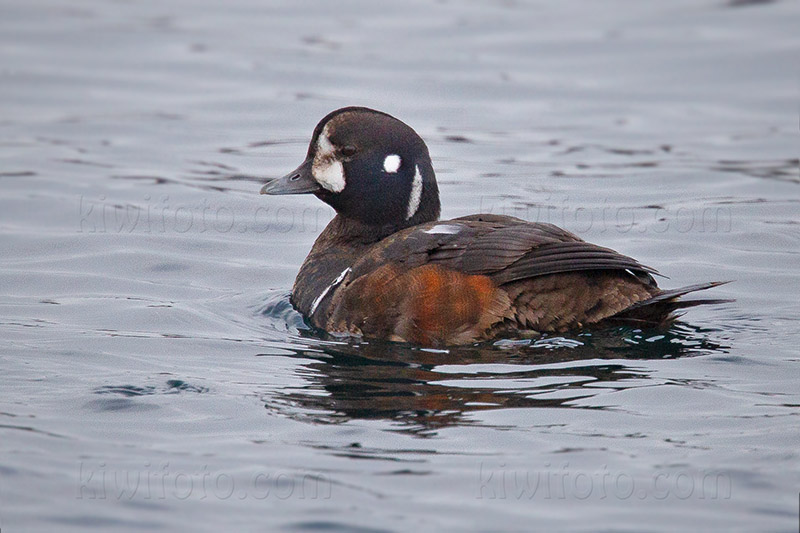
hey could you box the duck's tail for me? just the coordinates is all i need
[609,281,734,326]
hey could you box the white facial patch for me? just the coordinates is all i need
[312,125,346,193]
[406,164,423,220]
[383,154,401,173]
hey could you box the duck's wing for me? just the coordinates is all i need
[348,214,659,286]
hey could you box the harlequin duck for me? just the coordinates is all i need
[259,107,728,345]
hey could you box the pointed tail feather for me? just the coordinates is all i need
[610,281,733,325]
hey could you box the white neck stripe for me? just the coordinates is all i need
[406,164,423,220]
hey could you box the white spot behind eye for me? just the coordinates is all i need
[312,127,346,193]
[383,154,401,173]
[406,164,423,219]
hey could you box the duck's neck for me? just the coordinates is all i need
[326,213,437,245]
[326,187,441,244]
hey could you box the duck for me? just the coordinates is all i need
[258,106,728,346]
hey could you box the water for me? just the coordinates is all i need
[1,0,798,531]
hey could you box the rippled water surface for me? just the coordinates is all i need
[1,1,798,531]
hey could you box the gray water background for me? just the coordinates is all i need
[1,0,798,531]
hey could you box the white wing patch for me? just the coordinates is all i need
[406,164,423,219]
[312,125,346,193]
[423,224,461,235]
[309,267,351,316]
[383,154,401,173]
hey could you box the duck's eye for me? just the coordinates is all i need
[340,145,357,158]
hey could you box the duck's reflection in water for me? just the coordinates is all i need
[257,324,728,436]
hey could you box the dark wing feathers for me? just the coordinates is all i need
[349,215,659,287]
[490,242,660,285]
[437,220,586,274]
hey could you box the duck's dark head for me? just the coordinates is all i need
[260,107,440,229]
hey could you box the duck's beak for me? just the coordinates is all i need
[259,158,320,195]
